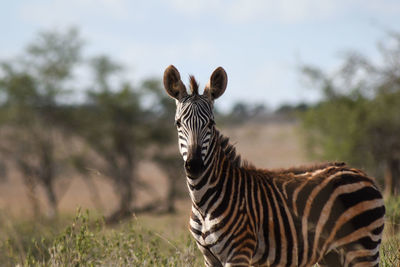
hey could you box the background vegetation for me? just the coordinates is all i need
[0,28,398,265]
[300,32,400,197]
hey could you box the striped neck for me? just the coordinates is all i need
[186,129,242,211]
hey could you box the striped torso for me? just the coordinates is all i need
[187,132,385,267]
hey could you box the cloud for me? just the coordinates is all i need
[115,38,219,80]
[19,0,131,27]
[168,0,400,24]
[10,0,400,110]
[363,0,400,16]
[19,0,400,30]
[168,0,339,23]
[169,0,224,15]
[227,0,341,23]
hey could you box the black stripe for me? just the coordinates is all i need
[207,170,240,237]
[204,162,228,214]
[211,163,234,219]
[257,179,271,264]
[337,186,382,210]
[270,181,294,265]
[196,186,217,208]
[331,173,374,187]
[372,225,384,235]
[245,171,257,233]
[190,226,202,236]
[335,206,385,241]
[296,181,315,217]
[214,214,246,254]
[348,251,379,266]
[191,164,214,190]
[342,236,381,251]
[263,180,282,265]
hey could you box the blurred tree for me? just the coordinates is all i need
[70,56,177,223]
[220,101,269,124]
[153,154,185,213]
[276,102,309,114]
[0,28,82,217]
[0,28,184,220]
[301,32,400,196]
[142,78,185,213]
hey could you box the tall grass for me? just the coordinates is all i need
[0,209,202,266]
[381,225,400,267]
[381,195,400,267]
[0,199,399,266]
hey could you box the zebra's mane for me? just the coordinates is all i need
[216,129,347,175]
[189,75,199,95]
[216,129,250,168]
[216,129,346,175]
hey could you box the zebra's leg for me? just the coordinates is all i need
[340,234,382,267]
[342,249,380,267]
[224,263,249,267]
[224,262,250,267]
[197,243,223,267]
[317,250,343,267]
[320,239,381,267]
[224,250,252,267]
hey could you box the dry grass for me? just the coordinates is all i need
[0,121,307,217]
[1,122,397,266]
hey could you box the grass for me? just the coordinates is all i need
[381,225,400,267]
[381,195,400,267]
[0,208,203,266]
[0,197,399,266]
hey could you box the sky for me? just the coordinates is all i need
[1,0,400,111]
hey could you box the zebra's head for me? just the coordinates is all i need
[163,65,227,178]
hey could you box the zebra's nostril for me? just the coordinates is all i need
[184,161,191,170]
[185,157,204,177]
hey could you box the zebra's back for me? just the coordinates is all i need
[190,163,385,267]
[250,164,385,266]
[163,65,385,266]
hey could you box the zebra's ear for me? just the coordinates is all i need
[163,65,188,100]
[204,67,227,101]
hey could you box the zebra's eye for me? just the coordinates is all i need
[208,119,215,127]
[175,119,181,128]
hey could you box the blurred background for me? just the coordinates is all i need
[1,1,400,265]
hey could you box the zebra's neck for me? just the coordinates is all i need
[186,129,242,213]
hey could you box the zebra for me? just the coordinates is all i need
[163,65,385,267]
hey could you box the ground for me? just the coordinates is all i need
[0,122,398,266]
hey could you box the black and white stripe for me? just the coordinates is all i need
[164,66,385,267]
[175,95,214,163]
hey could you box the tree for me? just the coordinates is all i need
[220,101,269,124]
[142,78,185,213]
[70,56,177,223]
[153,154,185,213]
[0,28,183,220]
[301,32,400,196]
[0,28,82,217]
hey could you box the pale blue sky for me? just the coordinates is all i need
[1,0,400,110]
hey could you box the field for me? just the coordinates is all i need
[0,122,399,266]
[0,122,305,216]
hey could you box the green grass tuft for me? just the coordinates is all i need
[1,203,399,266]
[1,208,203,266]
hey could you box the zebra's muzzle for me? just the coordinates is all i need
[185,146,204,178]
